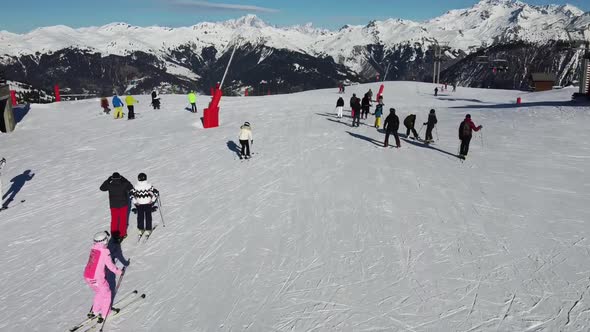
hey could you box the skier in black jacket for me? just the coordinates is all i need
[151,90,160,110]
[403,114,420,140]
[349,94,357,109]
[100,172,133,241]
[383,108,401,148]
[336,97,345,118]
[423,109,437,143]
[361,93,371,119]
[351,95,362,127]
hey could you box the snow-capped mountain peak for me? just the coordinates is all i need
[223,14,267,29]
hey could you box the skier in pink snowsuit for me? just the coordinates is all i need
[83,231,122,322]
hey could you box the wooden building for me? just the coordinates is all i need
[530,73,556,92]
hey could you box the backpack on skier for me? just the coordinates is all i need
[459,120,471,139]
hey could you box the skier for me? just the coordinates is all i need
[239,122,253,159]
[131,173,159,238]
[452,83,457,92]
[361,93,371,119]
[458,114,483,159]
[403,114,420,140]
[83,231,123,323]
[349,94,357,118]
[100,173,133,242]
[151,90,160,110]
[100,97,110,114]
[434,87,439,97]
[0,157,5,208]
[351,95,362,127]
[423,109,437,143]
[112,94,124,119]
[188,91,197,113]
[367,89,373,100]
[335,96,344,118]
[125,95,138,120]
[374,97,384,128]
[383,108,401,148]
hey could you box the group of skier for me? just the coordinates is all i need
[336,88,482,158]
[82,172,160,323]
[100,94,139,119]
[81,84,479,325]
[99,89,198,119]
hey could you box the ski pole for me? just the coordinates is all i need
[158,197,165,227]
[480,130,484,148]
[99,263,128,331]
[418,124,425,137]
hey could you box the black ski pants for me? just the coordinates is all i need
[352,110,361,127]
[240,139,251,157]
[137,204,153,231]
[191,103,197,113]
[460,137,472,156]
[362,106,370,119]
[406,127,419,138]
[425,126,434,141]
[384,131,400,147]
[127,105,135,119]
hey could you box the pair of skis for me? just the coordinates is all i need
[137,225,158,243]
[68,290,146,331]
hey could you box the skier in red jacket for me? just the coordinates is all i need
[458,114,482,159]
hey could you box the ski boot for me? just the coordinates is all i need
[97,314,104,324]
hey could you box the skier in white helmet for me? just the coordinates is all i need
[83,231,123,323]
[238,122,253,159]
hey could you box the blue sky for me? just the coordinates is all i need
[2,0,589,33]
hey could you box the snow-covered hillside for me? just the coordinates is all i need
[0,0,588,62]
[1,82,590,331]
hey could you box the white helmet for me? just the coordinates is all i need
[93,231,110,244]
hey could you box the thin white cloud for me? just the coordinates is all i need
[169,1,279,13]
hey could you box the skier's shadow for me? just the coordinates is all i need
[226,140,242,157]
[401,138,460,158]
[326,118,352,127]
[346,131,383,147]
[2,170,34,208]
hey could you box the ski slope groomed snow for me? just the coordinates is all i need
[1,82,590,332]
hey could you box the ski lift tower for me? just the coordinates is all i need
[431,41,450,84]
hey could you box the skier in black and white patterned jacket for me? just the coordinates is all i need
[130,173,159,237]
[0,157,5,207]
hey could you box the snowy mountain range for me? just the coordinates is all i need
[0,0,589,96]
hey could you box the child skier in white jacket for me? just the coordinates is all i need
[239,122,253,159]
[130,173,159,237]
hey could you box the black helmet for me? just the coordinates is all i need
[138,173,147,181]
[244,122,250,127]
[111,172,121,179]
[466,114,471,119]
[390,108,396,113]
[430,109,435,114]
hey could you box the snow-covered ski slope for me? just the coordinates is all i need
[1,82,590,331]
